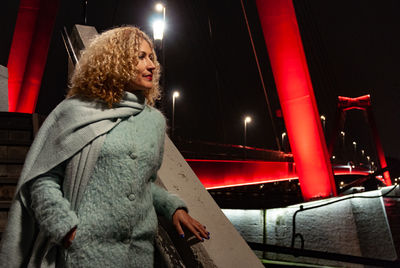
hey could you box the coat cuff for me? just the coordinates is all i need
[151,183,188,221]
[30,176,79,244]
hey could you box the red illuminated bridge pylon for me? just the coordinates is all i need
[328,95,391,186]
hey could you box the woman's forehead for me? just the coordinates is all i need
[139,40,153,52]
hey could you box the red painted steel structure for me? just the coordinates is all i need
[187,159,297,189]
[187,159,371,190]
[328,95,391,185]
[255,0,336,200]
[8,0,59,113]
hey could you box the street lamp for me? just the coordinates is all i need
[340,131,345,146]
[153,3,166,41]
[152,20,165,41]
[155,3,166,21]
[153,3,167,100]
[172,91,179,138]
[352,141,357,163]
[320,115,326,133]
[281,132,287,151]
[244,116,252,159]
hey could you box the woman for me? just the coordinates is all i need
[0,26,208,267]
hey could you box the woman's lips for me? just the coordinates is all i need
[144,75,152,81]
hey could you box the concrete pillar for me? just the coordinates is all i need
[158,137,263,267]
[0,66,8,112]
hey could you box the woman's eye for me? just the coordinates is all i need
[138,53,145,59]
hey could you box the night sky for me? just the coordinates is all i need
[2,0,400,166]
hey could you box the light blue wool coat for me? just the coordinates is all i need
[31,106,185,267]
[0,92,186,267]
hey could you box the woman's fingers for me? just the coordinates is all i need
[186,221,204,241]
[174,222,185,238]
[172,209,210,242]
[190,219,208,240]
[196,222,209,240]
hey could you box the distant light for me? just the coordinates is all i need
[153,20,165,40]
[155,3,164,12]
[367,156,370,160]
[352,141,356,145]
[320,115,326,120]
[332,155,336,159]
[340,131,345,136]
[245,116,252,123]
[340,181,344,186]
[173,91,180,98]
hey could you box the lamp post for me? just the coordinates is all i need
[153,3,166,46]
[281,132,287,152]
[153,3,166,92]
[340,131,345,147]
[244,116,252,159]
[320,115,326,133]
[172,91,179,138]
[353,141,357,163]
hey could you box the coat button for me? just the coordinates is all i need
[128,193,136,201]
[129,152,137,159]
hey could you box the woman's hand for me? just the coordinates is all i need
[172,209,210,242]
[62,226,77,248]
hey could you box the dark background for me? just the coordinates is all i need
[1,0,400,166]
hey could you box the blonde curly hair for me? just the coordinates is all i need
[67,26,161,107]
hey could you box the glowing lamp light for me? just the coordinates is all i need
[153,20,165,40]
[245,116,252,124]
[173,91,180,99]
[155,3,164,12]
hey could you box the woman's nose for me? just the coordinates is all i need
[146,58,155,70]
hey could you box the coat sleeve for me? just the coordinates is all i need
[30,162,79,244]
[151,183,187,221]
[150,108,187,220]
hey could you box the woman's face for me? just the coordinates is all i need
[131,40,156,91]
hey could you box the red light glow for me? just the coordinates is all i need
[255,0,336,200]
[187,159,373,190]
[8,0,59,113]
[186,159,297,189]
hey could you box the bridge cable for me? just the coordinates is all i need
[239,0,281,151]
